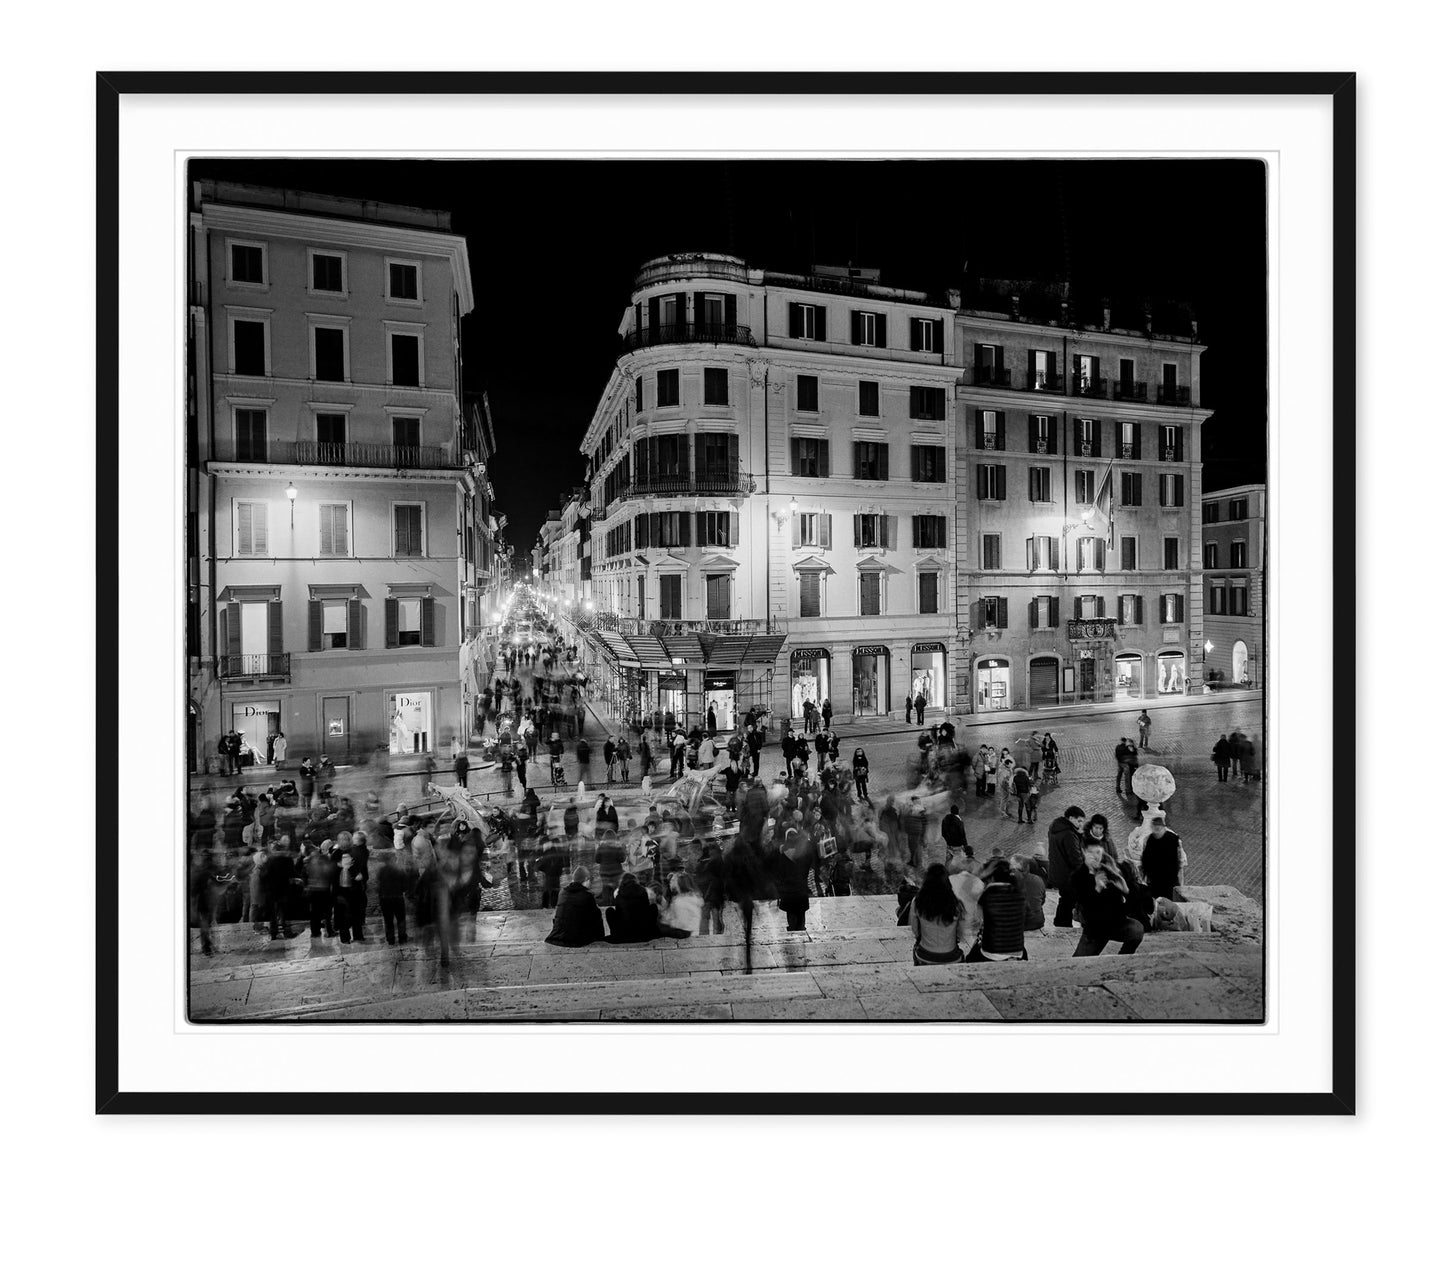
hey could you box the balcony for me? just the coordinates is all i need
[1119,442,1136,459]
[1027,373,1065,395]
[1112,380,1148,402]
[1072,375,1109,399]
[972,365,1012,388]
[632,253,750,290]
[1066,618,1117,641]
[621,321,756,352]
[210,439,458,469]
[218,653,291,681]
[1156,385,1193,406]
[591,617,766,638]
[622,465,749,498]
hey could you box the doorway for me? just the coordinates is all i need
[976,659,1011,712]
[1232,640,1249,684]
[1078,656,1098,701]
[1029,657,1059,707]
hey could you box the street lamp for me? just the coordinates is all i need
[285,481,297,528]
[1204,640,1214,655]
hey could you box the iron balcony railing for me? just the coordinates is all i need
[580,615,765,637]
[210,439,458,469]
[218,653,291,680]
[1112,380,1149,401]
[622,465,748,498]
[1072,375,1109,399]
[1066,619,1117,641]
[1157,385,1193,406]
[971,365,1012,388]
[621,321,756,351]
[1028,373,1066,394]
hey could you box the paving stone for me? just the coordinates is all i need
[768,938,894,970]
[731,996,876,1021]
[1178,948,1268,987]
[810,963,922,999]
[598,1003,735,1021]
[338,961,398,1000]
[238,969,346,1015]
[857,990,1004,1021]
[980,984,1141,1021]
[1105,976,1264,1022]
[308,991,472,1022]
[661,945,780,975]
[527,951,666,982]
[189,978,253,1019]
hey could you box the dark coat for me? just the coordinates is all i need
[605,879,660,943]
[941,812,969,849]
[545,883,605,946]
[1071,863,1132,936]
[536,844,569,885]
[1047,817,1085,888]
[1141,830,1184,899]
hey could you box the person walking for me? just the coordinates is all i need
[1137,709,1153,752]
[574,734,591,784]
[189,847,216,956]
[617,735,632,782]
[1047,805,1088,928]
[376,849,409,945]
[603,735,617,783]
[746,723,763,779]
[1114,737,1136,793]
[1212,734,1233,782]
[697,843,727,934]
[940,804,969,857]
[454,750,470,790]
[852,747,871,804]
[1011,765,1032,824]
[1071,844,1146,957]
[1017,731,1043,778]
[821,698,833,732]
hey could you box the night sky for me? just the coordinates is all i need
[189,158,1266,551]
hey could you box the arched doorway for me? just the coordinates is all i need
[1114,652,1143,698]
[1232,640,1249,684]
[976,658,1011,712]
[1028,656,1060,706]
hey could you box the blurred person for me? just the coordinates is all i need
[261,839,297,941]
[1011,854,1047,931]
[536,837,569,909]
[332,850,366,945]
[1047,806,1088,929]
[545,868,605,947]
[605,872,662,943]
[852,747,871,804]
[1212,733,1233,782]
[1072,844,1146,957]
[189,847,216,956]
[772,829,811,932]
[696,843,727,934]
[303,842,336,940]
[376,849,410,945]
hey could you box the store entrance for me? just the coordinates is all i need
[976,659,1011,712]
[1078,656,1098,702]
[1029,657,1059,707]
[909,643,947,711]
[1114,653,1143,698]
[1157,651,1186,696]
[703,673,736,735]
[852,647,890,717]
[231,701,280,766]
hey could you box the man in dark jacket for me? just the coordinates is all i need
[1140,817,1186,900]
[535,839,569,909]
[376,850,410,945]
[746,724,763,778]
[262,843,297,940]
[594,831,625,904]
[545,868,605,946]
[697,844,727,934]
[454,751,470,789]
[941,804,969,855]
[1047,806,1088,928]
[1071,844,1146,956]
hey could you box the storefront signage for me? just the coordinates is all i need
[790,648,830,661]
[853,645,890,657]
[978,658,1008,669]
[705,673,736,691]
[911,641,947,654]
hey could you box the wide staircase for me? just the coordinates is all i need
[189,885,1262,1024]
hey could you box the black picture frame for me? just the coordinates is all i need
[96,70,1355,1115]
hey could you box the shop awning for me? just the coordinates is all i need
[658,633,705,666]
[598,632,639,667]
[626,635,675,671]
[698,633,786,667]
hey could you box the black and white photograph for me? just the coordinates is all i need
[182,154,1270,1026]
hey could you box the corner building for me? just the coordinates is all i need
[1200,483,1265,690]
[956,287,1211,712]
[580,255,959,729]
[187,181,477,768]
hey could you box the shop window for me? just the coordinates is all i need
[388,691,432,754]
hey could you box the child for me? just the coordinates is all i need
[1024,777,1041,826]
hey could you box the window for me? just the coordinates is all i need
[795,512,828,548]
[1075,469,1096,506]
[1028,467,1052,503]
[1230,583,1249,616]
[1075,417,1098,457]
[982,533,1002,570]
[1118,419,1139,458]
[310,251,345,294]
[316,412,347,461]
[318,503,350,556]
[702,367,729,406]
[1204,543,1219,569]
[859,572,882,616]
[912,515,947,548]
[854,513,891,548]
[229,241,265,286]
[1028,414,1056,454]
[1164,537,1180,570]
[657,369,680,408]
[919,572,940,614]
[705,574,730,620]
[394,504,424,557]
[1027,349,1059,390]
[788,302,826,341]
[389,332,421,387]
[634,376,645,412]
[858,380,880,417]
[235,500,268,556]
[854,441,889,481]
[1229,497,1249,521]
[396,597,424,646]
[852,310,886,347]
[1210,584,1227,614]
[235,408,267,462]
[1118,356,1136,387]
[980,595,1008,628]
[1161,592,1183,624]
[974,343,1004,383]
[1027,534,1059,572]
[976,464,1006,501]
[320,600,349,649]
[659,574,682,620]
[1077,536,1102,572]
[392,415,421,454]
[1159,473,1185,508]
[909,317,943,352]
[1073,354,1101,393]
[909,386,946,420]
[1119,594,1142,625]
[1204,501,1221,524]
[977,409,1003,451]
[1158,423,1182,461]
[695,432,736,482]
[911,446,946,482]
[1121,536,1138,570]
[698,511,738,547]
[313,325,347,382]
[387,260,420,302]
[1076,594,1105,620]
[1231,540,1248,567]
[1121,471,1143,507]
[698,293,729,335]
[231,318,267,376]
[791,437,830,477]
[799,571,822,618]
[797,375,819,412]
[1030,596,1060,629]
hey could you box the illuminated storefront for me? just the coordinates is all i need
[1114,652,1143,698]
[230,700,280,763]
[1156,649,1187,696]
[388,690,433,754]
[790,648,831,720]
[909,642,948,710]
[704,672,737,733]
[852,644,890,716]
[975,657,1011,712]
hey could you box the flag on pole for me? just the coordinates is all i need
[1082,460,1115,548]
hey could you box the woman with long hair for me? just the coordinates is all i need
[908,863,967,965]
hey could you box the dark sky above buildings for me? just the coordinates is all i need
[190,157,1267,552]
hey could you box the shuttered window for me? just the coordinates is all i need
[1076,469,1095,506]
[657,369,679,408]
[852,310,887,347]
[854,441,888,480]
[859,572,881,616]
[659,574,683,620]
[908,386,946,420]
[705,574,730,620]
[1028,467,1051,503]
[1164,537,1180,570]
[982,533,1002,570]
[230,243,264,284]
[854,514,891,549]
[703,367,729,405]
[236,501,268,556]
[912,515,946,548]
[918,572,939,614]
[318,503,349,556]
[1121,471,1143,506]
[976,464,1006,501]
[858,380,880,417]
[698,511,740,547]
[790,437,830,477]
[909,317,943,352]
[1230,540,1247,567]
[788,302,825,341]
[911,445,946,482]
[1159,473,1185,507]
[235,409,267,462]
[797,375,819,412]
[394,504,424,557]
[1028,415,1057,454]
[799,571,822,618]
[980,596,1008,628]
[1121,536,1138,570]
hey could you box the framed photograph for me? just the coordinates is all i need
[99,71,1354,1113]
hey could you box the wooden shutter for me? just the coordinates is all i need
[1157,424,1167,460]
[818,440,830,477]
[319,506,334,555]
[225,602,241,656]
[1159,594,1168,623]
[790,437,801,476]
[815,307,827,342]
[996,467,1006,502]
[1159,474,1169,506]
[1029,598,1039,630]
[1027,350,1037,382]
[884,515,897,549]
[876,315,887,347]
[996,412,1006,452]
[977,465,989,499]
[695,291,706,330]
[1049,537,1059,570]
[911,447,920,481]
[724,294,736,328]
[911,515,922,547]
[853,513,862,547]
[264,599,281,656]
[1049,596,1059,628]
[1115,420,1124,457]
[648,296,660,334]
[821,514,832,549]
[911,319,922,351]
[348,599,364,649]
[1075,596,1084,621]
[997,598,1009,629]
[675,293,687,329]
[1117,595,1125,623]
[1046,351,1058,380]
[789,303,802,338]
[793,515,802,548]
[679,512,691,547]
[308,600,323,651]
[385,598,399,648]
[1026,535,1035,571]
[729,512,739,546]
[237,502,253,555]
[421,597,436,646]
[975,410,985,450]
[877,444,889,481]
[727,433,739,476]
[651,512,663,546]
[851,311,862,345]
[1047,416,1058,453]
[1074,419,1083,455]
